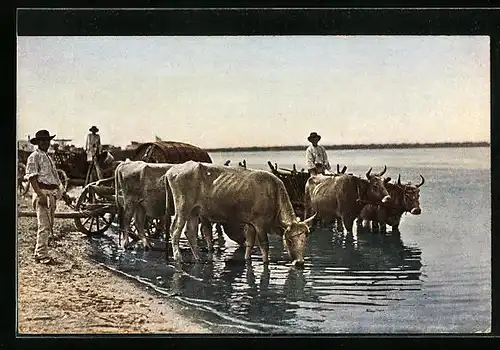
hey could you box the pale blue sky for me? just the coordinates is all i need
[17,36,490,149]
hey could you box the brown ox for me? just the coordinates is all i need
[165,161,316,268]
[358,174,424,233]
[304,166,391,234]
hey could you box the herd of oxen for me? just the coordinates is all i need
[114,159,424,268]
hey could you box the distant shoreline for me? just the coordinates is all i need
[205,141,490,153]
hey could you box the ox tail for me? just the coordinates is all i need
[114,167,124,243]
[164,175,175,218]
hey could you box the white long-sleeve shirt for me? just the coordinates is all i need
[85,133,102,161]
[305,144,331,171]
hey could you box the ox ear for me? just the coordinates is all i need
[384,177,391,183]
[302,213,317,228]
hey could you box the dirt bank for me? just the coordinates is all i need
[16,192,210,334]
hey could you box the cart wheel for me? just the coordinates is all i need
[74,184,116,235]
[146,217,164,239]
[57,169,68,192]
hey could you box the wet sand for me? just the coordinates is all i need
[16,193,210,334]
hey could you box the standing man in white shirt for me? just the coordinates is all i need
[85,125,103,180]
[24,129,64,264]
[305,132,331,176]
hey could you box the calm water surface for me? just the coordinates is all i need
[88,147,490,333]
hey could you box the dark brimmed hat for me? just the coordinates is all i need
[89,125,99,132]
[29,130,56,145]
[307,132,321,142]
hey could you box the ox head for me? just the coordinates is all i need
[396,174,424,215]
[282,214,316,268]
[364,165,391,204]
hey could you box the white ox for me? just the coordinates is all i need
[114,160,176,249]
[165,161,316,268]
[114,160,224,251]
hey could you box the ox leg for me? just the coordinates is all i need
[134,207,151,250]
[163,214,171,242]
[335,217,343,232]
[379,222,387,234]
[391,225,400,235]
[170,214,186,262]
[256,230,269,264]
[361,219,370,232]
[356,217,363,230]
[183,215,201,262]
[342,216,355,234]
[122,204,136,250]
[243,225,257,261]
[215,224,225,247]
[200,217,214,259]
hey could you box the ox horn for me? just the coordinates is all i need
[377,165,387,176]
[417,174,425,188]
[341,165,347,174]
[365,167,373,178]
[302,213,317,227]
[337,164,340,173]
[397,174,402,185]
[224,160,231,166]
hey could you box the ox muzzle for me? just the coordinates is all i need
[292,259,305,269]
[410,207,422,215]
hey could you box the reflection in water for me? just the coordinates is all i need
[87,226,422,333]
[283,268,307,301]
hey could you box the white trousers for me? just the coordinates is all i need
[32,189,58,259]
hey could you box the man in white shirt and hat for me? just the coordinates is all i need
[24,129,64,264]
[305,131,332,176]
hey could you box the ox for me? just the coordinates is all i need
[114,160,179,249]
[165,161,316,267]
[304,166,391,234]
[114,160,214,251]
[358,174,424,233]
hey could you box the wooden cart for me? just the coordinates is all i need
[18,141,213,240]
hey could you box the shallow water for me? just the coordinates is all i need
[87,147,491,333]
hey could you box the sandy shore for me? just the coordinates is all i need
[16,192,210,334]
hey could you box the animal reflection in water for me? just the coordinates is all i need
[88,226,422,331]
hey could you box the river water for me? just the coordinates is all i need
[87,147,491,333]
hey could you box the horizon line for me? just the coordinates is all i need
[204,141,490,152]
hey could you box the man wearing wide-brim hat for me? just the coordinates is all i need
[85,125,103,180]
[24,129,64,264]
[305,132,331,176]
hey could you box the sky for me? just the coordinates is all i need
[17,36,490,149]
